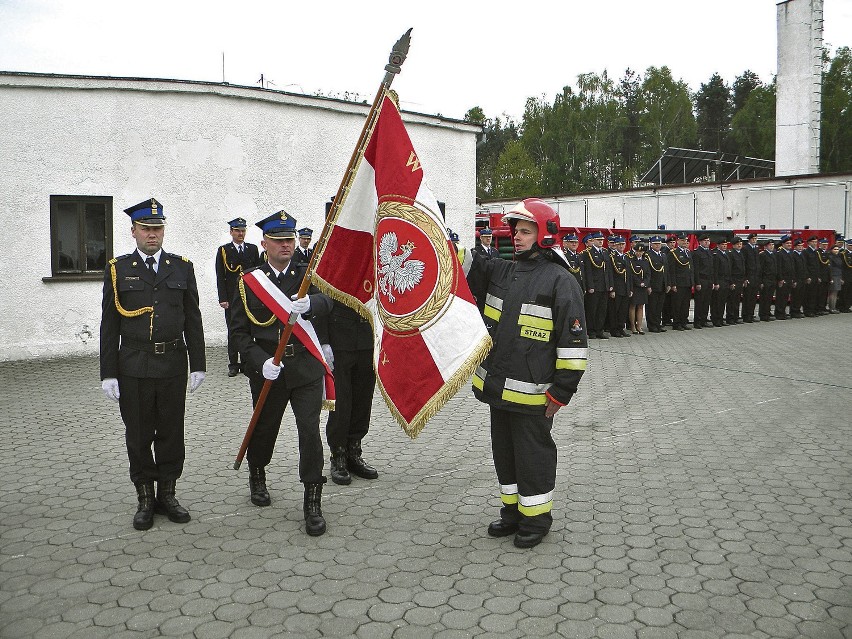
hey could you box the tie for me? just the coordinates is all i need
[238,245,243,255]
[277,271,287,286]
[145,256,156,272]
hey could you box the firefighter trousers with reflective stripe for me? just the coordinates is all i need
[489,406,555,534]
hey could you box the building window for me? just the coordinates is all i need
[50,195,113,275]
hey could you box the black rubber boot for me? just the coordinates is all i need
[249,466,271,506]
[303,483,327,536]
[330,447,351,485]
[347,440,378,480]
[133,481,156,531]
[155,479,191,523]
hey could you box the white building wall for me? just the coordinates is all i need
[0,74,480,361]
[482,174,851,235]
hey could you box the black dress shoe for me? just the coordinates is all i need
[487,520,519,537]
[673,325,685,331]
[597,332,609,340]
[227,363,240,377]
[693,323,703,329]
[513,530,548,548]
[657,327,667,332]
[347,441,378,480]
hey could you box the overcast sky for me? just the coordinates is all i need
[1,0,850,120]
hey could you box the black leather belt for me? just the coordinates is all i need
[122,338,184,355]
[258,341,306,358]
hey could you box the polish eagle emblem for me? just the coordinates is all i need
[377,231,426,303]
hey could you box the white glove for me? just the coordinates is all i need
[102,378,120,402]
[290,295,311,316]
[262,357,284,381]
[189,371,205,393]
[322,344,334,371]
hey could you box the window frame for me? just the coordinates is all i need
[46,195,113,281]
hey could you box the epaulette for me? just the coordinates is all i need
[167,252,190,263]
[109,257,118,265]
[111,254,132,264]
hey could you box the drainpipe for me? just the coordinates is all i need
[584,198,589,227]
[693,192,697,229]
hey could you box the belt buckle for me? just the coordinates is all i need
[283,344,295,357]
[153,342,166,355]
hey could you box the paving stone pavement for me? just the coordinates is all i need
[1,315,851,639]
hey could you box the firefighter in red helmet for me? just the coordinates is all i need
[462,198,588,548]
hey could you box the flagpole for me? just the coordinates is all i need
[233,28,413,470]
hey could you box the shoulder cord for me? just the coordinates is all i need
[669,249,691,266]
[610,254,626,277]
[221,246,243,273]
[584,247,605,269]
[844,252,852,267]
[629,260,644,276]
[817,251,830,265]
[647,254,664,272]
[238,275,277,327]
[110,262,155,339]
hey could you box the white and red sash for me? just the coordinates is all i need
[242,269,335,408]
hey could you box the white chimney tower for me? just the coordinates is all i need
[775,0,823,176]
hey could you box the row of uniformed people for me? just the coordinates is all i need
[560,231,851,334]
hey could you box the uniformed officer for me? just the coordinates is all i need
[727,237,746,324]
[839,238,852,312]
[667,233,694,330]
[215,217,261,376]
[758,239,778,321]
[775,235,796,319]
[692,235,714,328]
[561,234,586,293]
[661,235,678,326]
[295,227,314,264]
[711,239,732,327]
[464,198,587,549]
[791,238,807,318]
[606,236,632,337]
[817,238,832,314]
[646,236,669,333]
[473,227,500,259]
[100,198,206,531]
[802,236,821,316]
[581,231,613,339]
[229,211,333,536]
[325,301,378,486]
[741,232,761,322]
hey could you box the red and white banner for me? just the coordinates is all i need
[242,270,335,408]
[313,93,491,437]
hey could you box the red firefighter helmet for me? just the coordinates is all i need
[502,198,560,248]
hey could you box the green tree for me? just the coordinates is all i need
[821,46,852,173]
[730,81,776,159]
[469,109,519,198]
[493,139,541,198]
[732,70,762,114]
[695,73,732,152]
[637,66,697,167]
[617,68,643,187]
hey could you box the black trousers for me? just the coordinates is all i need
[224,307,239,365]
[693,282,712,325]
[804,280,819,314]
[607,294,629,334]
[672,286,691,326]
[711,288,729,325]
[662,290,674,325]
[790,281,805,315]
[742,283,759,319]
[325,348,376,449]
[726,283,742,321]
[118,374,187,484]
[647,290,664,329]
[584,290,608,335]
[758,282,776,318]
[247,375,325,484]
[776,282,792,317]
[490,407,555,534]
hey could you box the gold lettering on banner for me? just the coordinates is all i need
[380,350,389,365]
[364,280,373,293]
[406,151,422,173]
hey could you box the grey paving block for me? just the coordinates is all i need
[2,316,851,638]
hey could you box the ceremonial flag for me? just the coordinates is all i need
[242,270,335,409]
[313,93,491,437]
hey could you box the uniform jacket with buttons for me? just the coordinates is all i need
[465,251,587,414]
[581,246,613,291]
[216,242,261,304]
[229,261,332,388]
[100,252,206,379]
[667,247,695,287]
[759,250,778,284]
